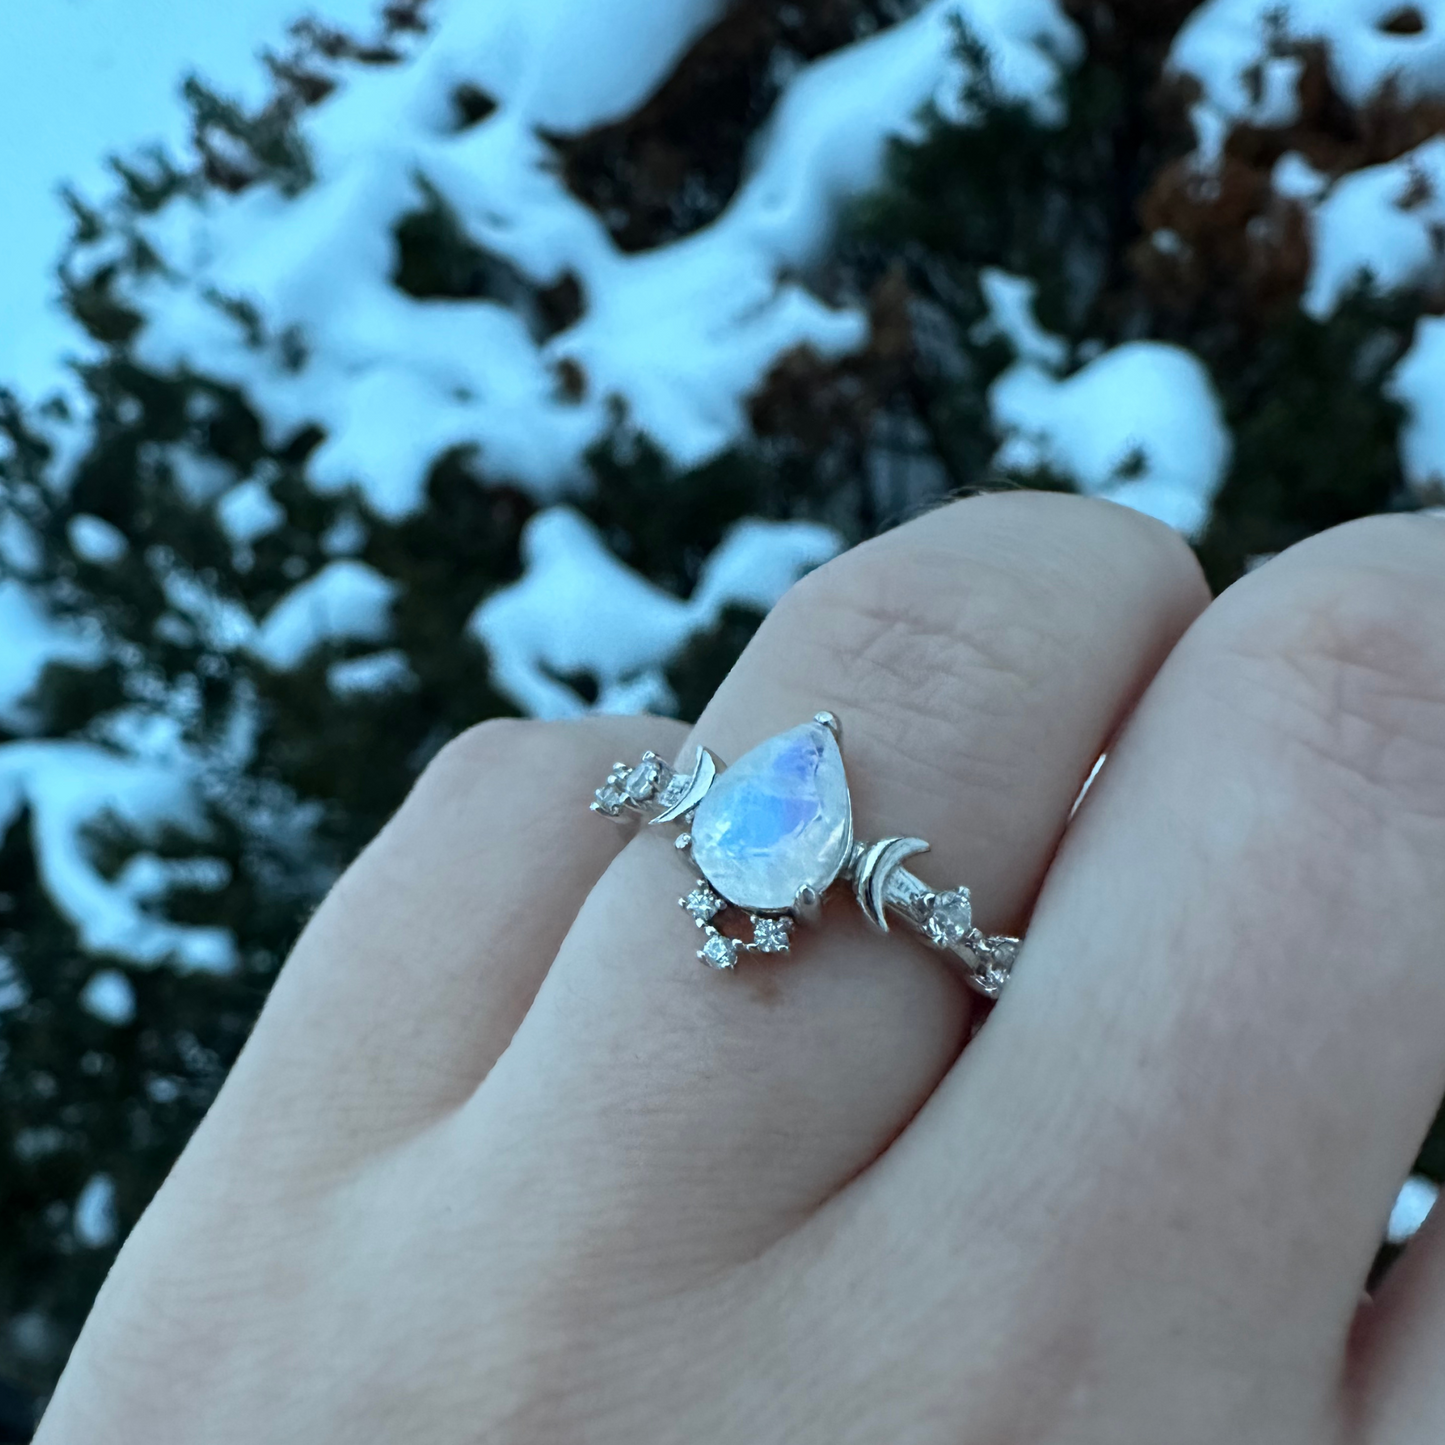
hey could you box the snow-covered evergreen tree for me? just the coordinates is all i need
[4,0,1445,1412]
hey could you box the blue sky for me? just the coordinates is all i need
[0,0,377,397]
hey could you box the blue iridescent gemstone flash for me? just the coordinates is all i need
[689,722,852,913]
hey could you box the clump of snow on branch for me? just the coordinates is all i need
[1388,1175,1440,1244]
[982,273,1231,537]
[0,581,104,724]
[1169,4,1445,505]
[1302,138,1445,318]
[114,0,1080,518]
[1171,0,1445,166]
[0,742,235,972]
[217,476,286,544]
[250,559,399,669]
[1389,316,1445,495]
[1282,134,1445,500]
[79,968,138,1027]
[326,648,417,698]
[66,514,129,565]
[72,1173,120,1249]
[472,509,840,719]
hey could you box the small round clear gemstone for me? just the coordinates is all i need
[594,784,628,814]
[984,938,1019,971]
[924,890,973,949]
[684,885,724,924]
[750,917,792,954]
[625,759,660,802]
[699,932,739,970]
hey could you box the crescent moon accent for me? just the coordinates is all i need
[854,836,930,932]
[649,747,719,826]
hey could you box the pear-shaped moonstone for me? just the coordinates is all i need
[690,722,852,912]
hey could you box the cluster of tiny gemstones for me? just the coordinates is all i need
[591,752,672,818]
[681,879,794,969]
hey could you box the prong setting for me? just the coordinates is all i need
[697,929,739,970]
[681,881,725,926]
[748,915,793,954]
[791,885,822,927]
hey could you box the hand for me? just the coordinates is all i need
[37,494,1445,1444]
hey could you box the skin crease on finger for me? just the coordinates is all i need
[34,510,1445,1445]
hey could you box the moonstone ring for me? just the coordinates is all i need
[591,713,1021,999]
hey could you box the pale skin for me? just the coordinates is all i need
[34,492,1445,1444]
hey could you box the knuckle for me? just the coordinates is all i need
[409,715,686,815]
[408,717,596,825]
[789,540,1045,694]
[421,716,550,797]
[766,538,1068,778]
[1208,536,1445,827]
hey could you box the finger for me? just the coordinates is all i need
[864,516,1445,1400]
[213,715,687,1169]
[477,492,1208,1275]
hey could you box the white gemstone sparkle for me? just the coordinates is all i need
[683,884,724,925]
[749,917,793,954]
[593,784,627,814]
[689,722,851,913]
[924,889,973,949]
[699,931,739,970]
[625,757,661,802]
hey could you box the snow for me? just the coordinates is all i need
[79,968,137,1028]
[0,511,43,573]
[436,0,729,133]
[0,0,381,397]
[1272,152,1330,204]
[1389,315,1445,495]
[1172,1,1445,165]
[72,1172,119,1249]
[0,741,235,971]
[471,507,840,719]
[320,511,369,557]
[984,277,1232,538]
[0,580,105,724]
[1388,1174,1440,1244]
[977,268,1069,369]
[0,952,27,1013]
[158,567,258,655]
[217,478,286,545]
[67,514,129,565]
[120,0,1080,517]
[1304,137,1445,318]
[251,559,399,669]
[327,648,417,696]
[1167,16,1445,506]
